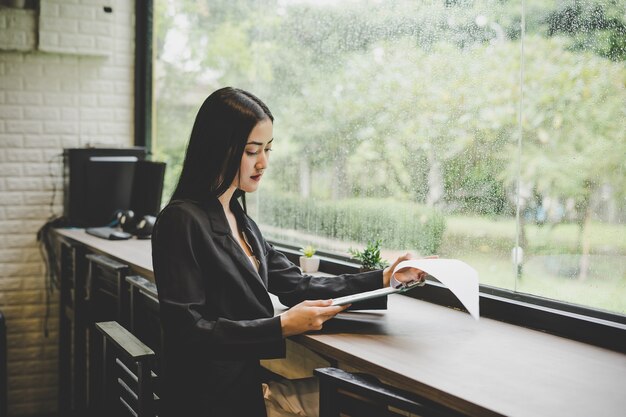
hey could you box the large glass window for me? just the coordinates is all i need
[153,0,626,315]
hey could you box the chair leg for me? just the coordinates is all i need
[88,324,104,415]
[74,317,87,414]
[58,306,71,415]
[136,360,154,417]
[318,377,339,417]
[101,337,117,417]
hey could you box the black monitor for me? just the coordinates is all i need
[84,157,137,226]
[63,148,165,227]
[130,160,166,218]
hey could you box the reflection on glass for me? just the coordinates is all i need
[154,0,626,314]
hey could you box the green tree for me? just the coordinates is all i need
[500,35,626,278]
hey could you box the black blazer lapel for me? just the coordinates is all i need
[231,199,270,287]
[206,198,270,297]
[241,220,269,287]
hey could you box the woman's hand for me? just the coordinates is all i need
[279,300,349,337]
[383,253,437,287]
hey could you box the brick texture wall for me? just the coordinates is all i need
[39,0,116,56]
[0,8,37,51]
[0,1,135,415]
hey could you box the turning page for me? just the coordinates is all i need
[331,258,480,320]
[392,258,480,320]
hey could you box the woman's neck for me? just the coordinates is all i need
[218,186,237,213]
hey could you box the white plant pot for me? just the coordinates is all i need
[299,256,320,273]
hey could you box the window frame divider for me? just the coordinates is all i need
[135,0,154,153]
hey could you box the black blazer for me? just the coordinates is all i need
[152,197,386,417]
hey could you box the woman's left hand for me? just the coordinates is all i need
[382,253,433,287]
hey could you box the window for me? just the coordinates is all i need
[152,0,626,316]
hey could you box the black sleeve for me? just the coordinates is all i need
[152,205,283,355]
[264,241,387,310]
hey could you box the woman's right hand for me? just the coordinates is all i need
[279,299,349,337]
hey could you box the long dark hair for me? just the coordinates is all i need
[171,87,273,204]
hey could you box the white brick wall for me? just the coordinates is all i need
[39,0,117,56]
[0,8,37,52]
[0,1,136,415]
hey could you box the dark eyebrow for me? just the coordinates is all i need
[246,138,274,146]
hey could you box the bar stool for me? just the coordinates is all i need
[85,254,131,327]
[126,275,163,384]
[94,321,158,417]
[315,367,464,417]
[85,254,131,413]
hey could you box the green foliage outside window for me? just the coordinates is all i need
[153,0,626,314]
[256,192,446,256]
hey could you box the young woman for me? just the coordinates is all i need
[151,87,424,417]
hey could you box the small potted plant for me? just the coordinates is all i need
[349,239,389,272]
[299,245,320,273]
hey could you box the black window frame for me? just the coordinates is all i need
[273,243,626,353]
[137,1,626,354]
[135,0,153,154]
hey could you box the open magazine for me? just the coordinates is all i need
[331,258,480,320]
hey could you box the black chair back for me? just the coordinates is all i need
[85,254,130,412]
[86,254,130,326]
[126,275,163,379]
[315,367,465,417]
[95,321,158,417]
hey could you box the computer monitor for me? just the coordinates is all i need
[63,148,167,227]
[84,157,137,226]
[130,160,166,218]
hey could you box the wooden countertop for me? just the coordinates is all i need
[55,228,626,417]
[56,228,153,277]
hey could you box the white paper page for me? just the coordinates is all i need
[392,259,480,320]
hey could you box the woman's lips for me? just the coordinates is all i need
[250,174,262,181]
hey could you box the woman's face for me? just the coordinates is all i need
[234,118,274,193]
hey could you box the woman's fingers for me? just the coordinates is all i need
[306,304,347,330]
[394,266,422,280]
[280,300,349,336]
[394,255,440,283]
[318,304,349,317]
[302,299,332,306]
[395,252,413,265]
